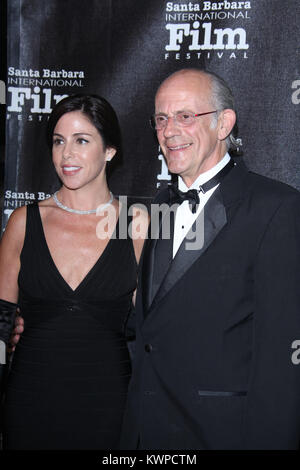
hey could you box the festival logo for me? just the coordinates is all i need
[3,190,52,223]
[6,67,86,123]
[164,1,251,61]
[157,146,172,189]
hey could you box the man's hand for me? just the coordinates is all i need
[8,312,24,352]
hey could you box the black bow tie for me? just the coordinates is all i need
[168,158,235,214]
[169,186,199,213]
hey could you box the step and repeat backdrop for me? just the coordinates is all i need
[2,0,300,229]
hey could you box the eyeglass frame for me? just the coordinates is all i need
[149,110,219,130]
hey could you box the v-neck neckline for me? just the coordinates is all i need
[36,202,122,294]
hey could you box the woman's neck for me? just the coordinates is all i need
[57,183,112,212]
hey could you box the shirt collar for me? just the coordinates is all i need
[178,153,231,192]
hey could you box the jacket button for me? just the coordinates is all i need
[145,344,153,353]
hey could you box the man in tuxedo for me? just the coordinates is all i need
[120,68,300,449]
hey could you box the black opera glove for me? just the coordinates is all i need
[0,299,18,390]
[0,298,18,345]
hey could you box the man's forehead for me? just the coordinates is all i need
[158,70,209,90]
[155,80,210,112]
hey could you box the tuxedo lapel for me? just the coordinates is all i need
[141,189,170,314]
[141,236,156,315]
[150,187,227,310]
[142,159,248,316]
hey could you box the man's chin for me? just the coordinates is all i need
[166,160,185,176]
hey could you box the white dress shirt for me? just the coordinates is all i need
[173,153,231,257]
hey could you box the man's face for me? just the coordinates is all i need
[155,72,225,187]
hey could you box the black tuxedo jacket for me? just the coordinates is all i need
[121,160,300,450]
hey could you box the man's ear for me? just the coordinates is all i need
[105,147,117,162]
[217,109,236,141]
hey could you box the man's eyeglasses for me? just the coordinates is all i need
[150,110,218,130]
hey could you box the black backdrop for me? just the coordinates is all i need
[2,0,300,229]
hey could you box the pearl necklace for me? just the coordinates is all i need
[53,191,114,215]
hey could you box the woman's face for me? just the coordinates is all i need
[52,110,116,190]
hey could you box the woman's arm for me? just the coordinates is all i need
[131,205,150,306]
[0,207,26,381]
[0,206,26,303]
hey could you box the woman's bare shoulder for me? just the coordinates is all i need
[0,205,27,256]
[4,205,27,235]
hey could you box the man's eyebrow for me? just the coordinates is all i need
[155,109,191,115]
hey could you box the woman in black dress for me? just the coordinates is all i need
[0,95,147,449]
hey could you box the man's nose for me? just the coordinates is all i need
[163,116,181,138]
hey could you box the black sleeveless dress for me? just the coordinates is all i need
[3,203,137,449]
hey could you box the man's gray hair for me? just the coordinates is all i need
[206,70,240,151]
